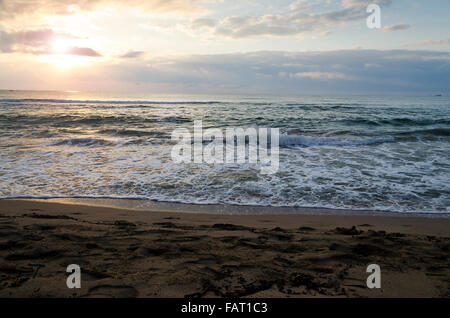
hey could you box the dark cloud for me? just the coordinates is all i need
[1,49,448,94]
[86,49,450,94]
[67,47,102,57]
[119,51,146,59]
[0,29,74,53]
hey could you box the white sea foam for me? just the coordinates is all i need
[0,93,449,214]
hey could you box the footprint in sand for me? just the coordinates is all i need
[88,284,138,298]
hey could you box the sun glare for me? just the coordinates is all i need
[51,39,70,55]
[45,39,99,68]
[38,54,94,69]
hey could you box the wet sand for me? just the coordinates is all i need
[0,199,449,298]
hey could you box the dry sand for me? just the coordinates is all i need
[0,199,449,298]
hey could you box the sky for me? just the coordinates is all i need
[0,0,449,95]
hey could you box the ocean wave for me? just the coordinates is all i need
[344,117,450,127]
[0,98,222,105]
[160,116,192,123]
[278,128,450,147]
[401,128,450,137]
[284,103,360,110]
[381,118,450,126]
[0,114,192,126]
[278,135,395,147]
[47,136,164,147]
[49,138,114,147]
[99,129,170,138]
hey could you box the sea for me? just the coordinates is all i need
[0,90,449,215]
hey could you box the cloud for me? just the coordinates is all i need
[382,23,410,32]
[213,15,314,38]
[187,0,392,39]
[67,47,102,57]
[403,38,450,47]
[0,29,73,53]
[291,71,352,80]
[342,0,390,8]
[52,49,448,94]
[119,51,146,59]
[0,29,101,56]
[189,18,216,29]
[1,49,448,94]
[0,0,208,22]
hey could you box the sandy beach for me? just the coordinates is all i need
[1,0,449,306]
[0,199,449,298]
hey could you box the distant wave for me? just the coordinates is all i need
[99,129,170,138]
[344,118,450,127]
[278,135,395,147]
[278,128,450,147]
[401,128,450,137]
[49,138,114,147]
[0,114,192,126]
[0,98,222,105]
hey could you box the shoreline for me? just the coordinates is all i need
[0,199,449,297]
[8,197,450,219]
[2,199,450,236]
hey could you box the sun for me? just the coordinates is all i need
[44,39,97,69]
[51,39,71,55]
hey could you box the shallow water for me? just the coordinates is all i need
[0,90,449,214]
